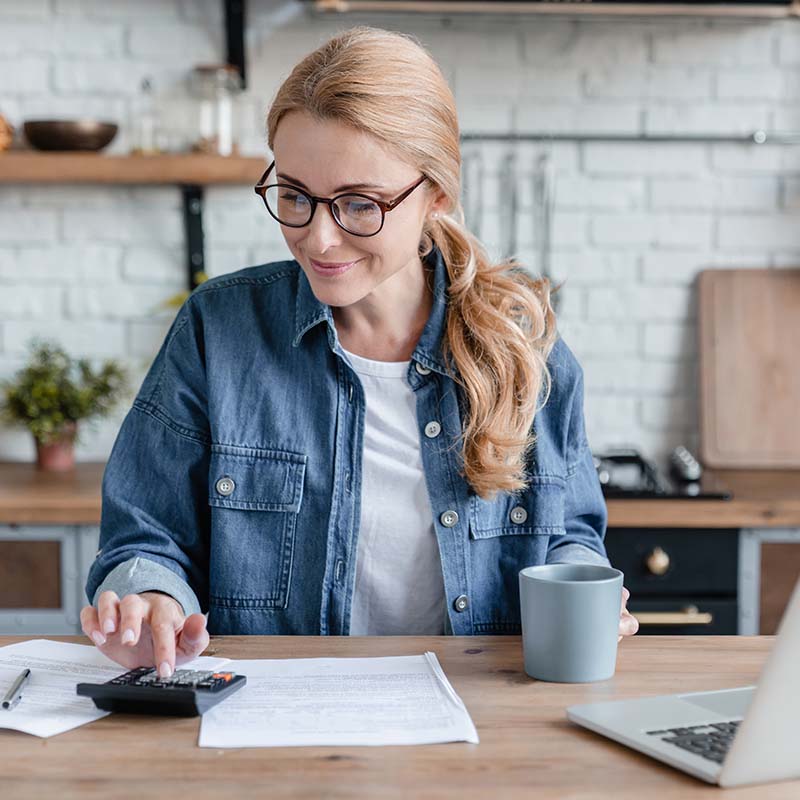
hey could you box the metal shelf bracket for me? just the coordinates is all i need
[181,185,206,291]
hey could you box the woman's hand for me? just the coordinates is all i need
[618,586,639,642]
[79,590,210,678]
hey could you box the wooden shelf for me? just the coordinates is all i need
[313,1,800,17]
[0,153,267,185]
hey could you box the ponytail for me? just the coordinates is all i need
[422,209,557,499]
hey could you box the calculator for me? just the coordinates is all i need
[76,666,247,716]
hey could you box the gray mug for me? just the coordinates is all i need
[518,564,624,683]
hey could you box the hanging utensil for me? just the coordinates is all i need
[499,148,518,260]
[461,148,484,239]
[532,150,558,311]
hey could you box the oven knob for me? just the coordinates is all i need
[645,546,671,576]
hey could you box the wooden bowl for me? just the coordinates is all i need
[23,120,118,152]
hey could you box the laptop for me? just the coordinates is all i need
[566,577,800,788]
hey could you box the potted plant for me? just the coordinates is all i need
[0,339,129,471]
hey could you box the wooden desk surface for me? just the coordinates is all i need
[2,460,800,528]
[0,634,797,799]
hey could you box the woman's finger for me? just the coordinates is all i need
[176,614,210,663]
[96,590,120,637]
[80,604,106,647]
[118,593,146,647]
[619,611,639,638]
[148,605,180,678]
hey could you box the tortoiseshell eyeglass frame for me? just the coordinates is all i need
[254,160,429,237]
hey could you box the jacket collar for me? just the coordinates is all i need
[292,245,450,376]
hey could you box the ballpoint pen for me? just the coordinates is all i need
[2,668,31,710]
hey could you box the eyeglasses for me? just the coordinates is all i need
[254,161,428,237]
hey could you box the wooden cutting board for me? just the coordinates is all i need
[699,268,800,468]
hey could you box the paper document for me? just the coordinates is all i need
[0,639,230,738]
[199,651,479,748]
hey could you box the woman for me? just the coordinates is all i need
[81,26,638,678]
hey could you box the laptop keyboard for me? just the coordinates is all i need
[646,721,741,764]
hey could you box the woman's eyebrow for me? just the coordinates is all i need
[277,172,387,193]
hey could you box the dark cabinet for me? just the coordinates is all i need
[605,528,739,635]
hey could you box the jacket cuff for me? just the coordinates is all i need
[91,556,202,617]
[546,543,611,568]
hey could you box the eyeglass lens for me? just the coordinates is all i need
[264,186,383,235]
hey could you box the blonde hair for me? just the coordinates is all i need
[267,26,557,499]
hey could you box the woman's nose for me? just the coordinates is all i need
[302,202,345,252]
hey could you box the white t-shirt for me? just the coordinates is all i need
[342,346,447,636]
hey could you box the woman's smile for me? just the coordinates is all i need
[308,256,363,276]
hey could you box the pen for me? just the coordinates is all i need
[2,668,31,711]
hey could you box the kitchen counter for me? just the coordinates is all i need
[1,461,798,637]
[0,461,105,525]
[1,461,799,528]
[606,470,800,529]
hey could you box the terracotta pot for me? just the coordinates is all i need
[35,421,78,471]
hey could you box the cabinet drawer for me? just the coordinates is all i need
[628,597,738,635]
[605,528,739,596]
[0,524,99,635]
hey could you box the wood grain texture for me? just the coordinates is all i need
[0,541,60,607]
[699,269,800,468]
[760,543,800,635]
[314,1,800,17]
[3,462,800,528]
[0,635,797,799]
[0,153,266,184]
[0,461,104,524]
[603,463,800,527]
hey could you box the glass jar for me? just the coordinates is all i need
[188,64,242,157]
[131,77,163,155]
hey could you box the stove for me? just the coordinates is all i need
[593,448,732,500]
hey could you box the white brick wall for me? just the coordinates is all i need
[0,1,798,466]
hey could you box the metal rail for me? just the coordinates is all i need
[460,130,800,144]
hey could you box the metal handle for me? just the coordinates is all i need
[633,606,714,626]
[644,546,671,576]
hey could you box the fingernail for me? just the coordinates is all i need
[121,628,135,644]
[102,618,116,635]
[158,661,172,679]
[90,630,106,646]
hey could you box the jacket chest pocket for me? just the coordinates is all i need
[467,478,566,634]
[469,477,567,538]
[207,445,306,610]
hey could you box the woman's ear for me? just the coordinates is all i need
[427,187,449,219]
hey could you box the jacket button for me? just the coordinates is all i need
[440,510,459,527]
[453,594,469,613]
[510,506,528,524]
[424,420,441,438]
[215,476,236,496]
[415,362,432,375]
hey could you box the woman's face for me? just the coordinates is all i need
[270,110,445,311]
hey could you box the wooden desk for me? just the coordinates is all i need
[0,634,797,799]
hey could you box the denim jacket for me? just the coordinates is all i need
[86,245,610,636]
